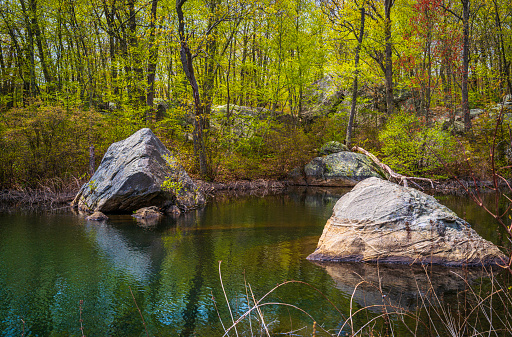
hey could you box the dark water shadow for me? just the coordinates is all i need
[311,261,500,313]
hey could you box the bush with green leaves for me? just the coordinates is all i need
[378,112,456,177]
[0,103,110,188]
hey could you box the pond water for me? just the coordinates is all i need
[0,187,510,336]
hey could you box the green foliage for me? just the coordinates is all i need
[308,114,349,146]
[1,0,511,183]
[0,101,149,189]
[0,103,107,188]
[458,111,512,179]
[161,155,184,195]
[203,115,314,180]
[378,113,457,177]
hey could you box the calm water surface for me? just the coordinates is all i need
[0,188,509,336]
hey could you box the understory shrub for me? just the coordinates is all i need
[217,121,314,180]
[378,112,457,177]
[0,103,110,188]
[458,110,512,179]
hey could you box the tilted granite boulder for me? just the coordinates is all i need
[71,128,205,213]
[307,177,506,266]
[300,75,348,122]
[303,152,385,186]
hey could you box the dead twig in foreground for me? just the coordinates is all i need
[353,146,435,189]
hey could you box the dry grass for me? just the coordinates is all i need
[216,262,512,337]
[0,176,85,211]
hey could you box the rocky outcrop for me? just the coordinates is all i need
[318,141,348,155]
[300,75,348,122]
[300,152,385,187]
[71,128,205,213]
[307,177,506,266]
[211,105,263,139]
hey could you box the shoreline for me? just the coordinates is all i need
[0,177,507,212]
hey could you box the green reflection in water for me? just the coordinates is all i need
[0,188,510,336]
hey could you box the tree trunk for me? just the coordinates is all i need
[30,0,53,87]
[176,0,209,178]
[384,0,394,115]
[103,0,118,97]
[0,39,5,98]
[493,0,512,95]
[19,0,37,98]
[201,0,218,129]
[346,6,366,147]
[128,0,145,107]
[424,6,432,124]
[146,0,159,122]
[461,0,471,132]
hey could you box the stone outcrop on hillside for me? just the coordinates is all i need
[300,75,348,122]
[307,177,506,266]
[318,141,349,155]
[71,128,205,213]
[291,152,385,187]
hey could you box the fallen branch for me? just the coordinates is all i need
[352,146,434,189]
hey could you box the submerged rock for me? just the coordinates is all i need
[307,177,506,266]
[86,211,108,221]
[165,205,181,216]
[71,128,205,213]
[132,206,164,220]
[302,152,385,187]
[132,206,164,227]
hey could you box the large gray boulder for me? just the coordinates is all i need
[71,128,205,213]
[302,152,385,187]
[307,177,506,266]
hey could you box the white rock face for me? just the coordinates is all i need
[72,128,204,213]
[307,177,506,266]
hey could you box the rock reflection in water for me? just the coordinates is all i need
[312,261,495,312]
[84,221,163,283]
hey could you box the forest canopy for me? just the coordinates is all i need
[0,0,511,187]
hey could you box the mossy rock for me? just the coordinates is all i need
[304,152,385,187]
[319,141,349,155]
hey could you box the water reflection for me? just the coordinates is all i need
[1,189,510,336]
[84,221,160,283]
[312,261,498,312]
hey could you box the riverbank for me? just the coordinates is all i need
[0,176,508,213]
[0,186,77,212]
